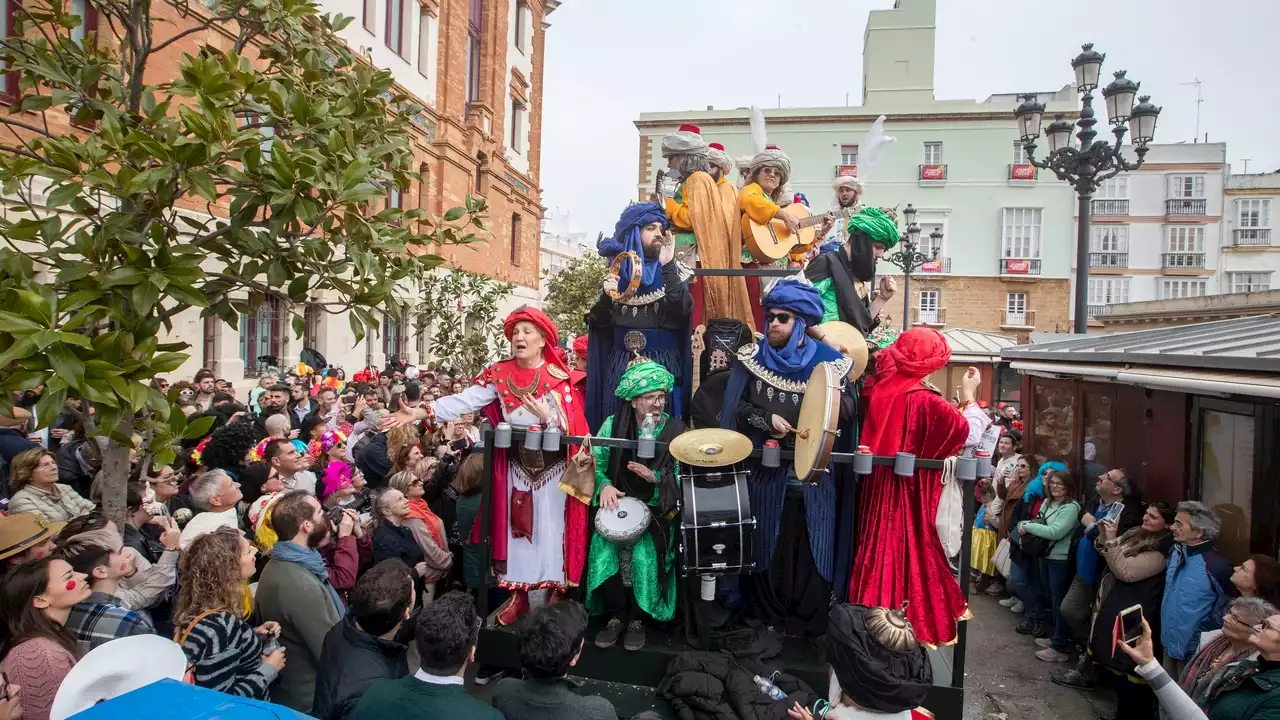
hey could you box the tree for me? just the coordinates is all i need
[542,254,606,340]
[416,268,514,376]
[0,0,485,528]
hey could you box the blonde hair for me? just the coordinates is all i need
[175,527,251,626]
[386,424,420,464]
[388,470,416,496]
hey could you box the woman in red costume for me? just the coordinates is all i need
[849,327,970,648]
[384,306,588,625]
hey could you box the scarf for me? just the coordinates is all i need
[407,498,447,551]
[271,540,344,613]
[597,203,668,296]
[860,328,952,455]
[758,278,827,377]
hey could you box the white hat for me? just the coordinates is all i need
[51,635,188,720]
[832,175,865,194]
[661,123,707,158]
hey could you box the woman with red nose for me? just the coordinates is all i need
[0,556,92,720]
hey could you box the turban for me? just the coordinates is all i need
[847,207,899,250]
[748,146,792,187]
[597,202,668,295]
[707,142,733,172]
[762,277,824,328]
[661,123,707,158]
[832,175,866,194]
[503,305,560,347]
[827,603,932,713]
[861,328,952,454]
[572,335,588,357]
[615,361,674,401]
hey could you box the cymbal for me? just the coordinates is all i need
[816,321,870,381]
[669,428,753,467]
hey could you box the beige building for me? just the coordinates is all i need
[1220,172,1280,293]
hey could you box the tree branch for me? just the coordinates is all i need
[0,115,56,139]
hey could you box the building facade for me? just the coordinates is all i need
[1081,143,1227,322]
[5,0,564,384]
[1220,172,1280,294]
[634,0,1078,335]
[539,209,591,301]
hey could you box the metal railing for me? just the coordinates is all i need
[1091,199,1129,216]
[919,256,951,273]
[1233,228,1272,246]
[1162,252,1206,269]
[918,164,947,181]
[1165,198,1207,216]
[1089,251,1128,268]
[1008,163,1036,181]
[1003,310,1030,327]
[999,257,1042,275]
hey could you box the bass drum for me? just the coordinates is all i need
[679,464,755,576]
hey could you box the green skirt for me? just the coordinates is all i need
[585,521,678,622]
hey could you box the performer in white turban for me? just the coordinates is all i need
[816,175,866,254]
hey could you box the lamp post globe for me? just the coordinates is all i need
[1129,95,1161,146]
[1101,70,1140,125]
[1071,43,1105,92]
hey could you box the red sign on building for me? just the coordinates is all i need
[1010,164,1036,180]
[919,164,946,180]
[837,165,858,178]
[1004,259,1030,274]
[921,259,944,273]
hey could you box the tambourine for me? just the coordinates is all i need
[605,250,643,301]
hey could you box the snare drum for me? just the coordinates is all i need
[678,464,756,576]
[594,496,651,545]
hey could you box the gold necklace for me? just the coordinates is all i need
[507,369,541,398]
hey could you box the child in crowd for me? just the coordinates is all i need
[971,480,999,591]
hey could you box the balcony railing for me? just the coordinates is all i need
[919,164,947,181]
[1233,228,1273,246]
[1165,198,1207,216]
[999,258,1042,275]
[1086,304,1111,318]
[919,257,951,273]
[1089,252,1129,268]
[1091,199,1129,216]
[912,307,946,326]
[1008,163,1036,181]
[1002,310,1035,328]
[835,164,858,179]
[1162,252,1206,269]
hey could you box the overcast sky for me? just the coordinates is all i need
[539,0,1280,238]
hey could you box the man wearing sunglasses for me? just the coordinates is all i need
[716,277,856,636]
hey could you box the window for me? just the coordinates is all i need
[465,0,481,112]
[1006,292,1027,325]
[385,0,406,56]
[840,144,858,166]
[1238,199,1272,229]
[509,101,524,153]
[918,290,940,324]
[923,142,943,164]
[510,212,522,265]
[1228,272,1271,293]
[1012,142,1030,164]
[418,164,431,213]
[387,185,403,210]
[1091,225,1129,252]
[1166,226,1205,252]
[1088,278,1130,305]
[383,307,404,362]
[1096,176,1129,199]
[417,8,433,77]
[417,313,432,360]
[303,304,321,349]
[474,154,485,194]
[362,0,375,32]
[240,297,284,378]
[513,0,527,54]
[1001,208,1043,258]
[70,0,94,45]
[1168,175,1205,198]
[1160,279,1206,299]
[919,222,943,256]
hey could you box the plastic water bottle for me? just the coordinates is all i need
[637,413,657,459]
[752,673,786,701]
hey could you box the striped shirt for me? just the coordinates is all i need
[180,611,278,700]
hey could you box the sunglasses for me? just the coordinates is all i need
[766,311,792,325]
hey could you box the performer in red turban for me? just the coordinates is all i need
[848,328,970,647]
[570,335,588,400]
[383,306,588,625]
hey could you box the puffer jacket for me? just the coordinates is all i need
[1162,540,1234,662]
[659,651,820,720]
[312,614,408,720]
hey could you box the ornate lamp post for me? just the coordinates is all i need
[1014,43,1160,334]
[884,204,941,331]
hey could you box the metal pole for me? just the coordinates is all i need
[477,424,494,619]
[1075,192,1091,333]
[951,477,976,688]
[901,271,911,331]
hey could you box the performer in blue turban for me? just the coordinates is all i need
[585,203,693,431]
[717,276,858,635]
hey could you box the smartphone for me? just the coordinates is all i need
[1119,604,1144,646]
[1103,502,1125,523]
[261,634,281,655]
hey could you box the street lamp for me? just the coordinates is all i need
[884,204,940,331]
[1014,43,1161,334]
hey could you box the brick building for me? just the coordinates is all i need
[2,0,562,385]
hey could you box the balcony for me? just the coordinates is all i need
[1165,198,1207,216]
[1232,228,1272,246]
[1008,163,1036,182]
[918,164,947,183]
[835,164,858,179]
[919,257,951,274]
[1161,252,1206,269]
[1002,310,1036,329]
[1089,252,1129,269]
[1086,304,1111,318]
[911,307,946,326]
[999,258,1042,276]
[1091,199,1129,216]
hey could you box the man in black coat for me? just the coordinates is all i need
[313,559,412,720]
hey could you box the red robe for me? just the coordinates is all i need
[849,330,969,648]
[468,359,590,589]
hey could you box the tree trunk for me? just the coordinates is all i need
[99,419,135,534]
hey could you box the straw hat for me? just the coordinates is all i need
[0,513,65,561]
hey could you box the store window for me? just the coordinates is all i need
[1032,381,1075,469]
[1198,405,1255,564]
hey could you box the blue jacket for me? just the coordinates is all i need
[1161,540,1233,661]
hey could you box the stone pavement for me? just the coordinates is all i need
[962,592,1117,720]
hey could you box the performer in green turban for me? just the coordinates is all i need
[586,361,685,652]
[805,206,901,335]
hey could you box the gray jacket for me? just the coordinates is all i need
[492,677,616,720]
[255,557,343,714]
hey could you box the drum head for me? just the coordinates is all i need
[669,429,753,467]
[795,363,838,483]
[815,321,869,381]
[595,497,650,542]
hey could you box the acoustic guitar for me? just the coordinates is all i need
[746,206,852,263]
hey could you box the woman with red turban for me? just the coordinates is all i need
[383,306,588,625]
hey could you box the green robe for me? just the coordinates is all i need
[584,414,680,622]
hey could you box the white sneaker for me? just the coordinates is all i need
[1010,600,1025,614]
[1036,648,1070,663]
[999,597,1018,608]
[1035,638,1053,648]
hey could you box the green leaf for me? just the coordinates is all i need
[99,267,147,288]
[0,337,37,367]
[32,388,67,430]
[45,182,84,209]
[47,344,86,388]
[182,415,216,440]
[443,206,465,222]
[129,382,149,412]
[186,170,217,202]
[0,310,43,332]
[149,352,188,373]
[13,290,53,327]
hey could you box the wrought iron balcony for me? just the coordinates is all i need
[918,164,947,181]
[1165,198,1207,216]
[1008,163,1036,181]
[999,257,1042,275]
[1091,199,1129,216]
[1002,310,1036,328]
[911,307,946,326]
[1233,228,1272,246]
[1089,252,1128,268]
[1161,252,1206,269]
[919,257,951,273]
